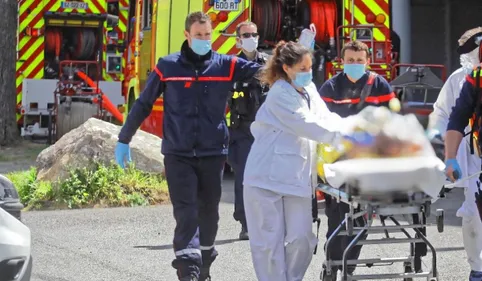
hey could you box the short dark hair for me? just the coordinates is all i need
[260,41,311,86]
[236,21,257,37]
[185,11,211,32]
[341,40,370,58]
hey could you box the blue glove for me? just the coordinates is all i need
[445,158,462,181]
[343,131,376,146]
[115,142,131,168]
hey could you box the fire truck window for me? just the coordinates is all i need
[142,0,152,30]
[107,3,119,28]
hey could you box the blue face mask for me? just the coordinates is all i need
[344,63,366,80]
[191,38,212,56]
[293,70,313,88]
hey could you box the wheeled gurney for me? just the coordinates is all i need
[317,181,444,281]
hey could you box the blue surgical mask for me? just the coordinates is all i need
[191,38,212,56]
[293,70,313,88]
[344,64,366,80]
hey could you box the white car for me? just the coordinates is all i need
[0,176,32,281]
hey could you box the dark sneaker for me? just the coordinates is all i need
[470,270,482,281]
[180,274,198,281]
[239,226,249,240]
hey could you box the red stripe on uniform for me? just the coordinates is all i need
[322,92,396,104]
[466,75,476,86]
[365,92,396,103]
[155,57,238,82]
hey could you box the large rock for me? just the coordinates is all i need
[36,118,164,182]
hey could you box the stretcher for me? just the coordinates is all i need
[317,183,443,281]
[316,155,447,281]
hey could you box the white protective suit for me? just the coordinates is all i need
[243,79,354,281]
[428,47,482,271]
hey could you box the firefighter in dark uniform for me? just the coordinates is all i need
[114,12,261,281]
[227,21,269,240]
[318,40,396,279]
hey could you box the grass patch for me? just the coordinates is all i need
[6,162,169,210]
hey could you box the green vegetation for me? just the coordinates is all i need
[6,162,169,210]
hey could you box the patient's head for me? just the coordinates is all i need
[260,41,312,87]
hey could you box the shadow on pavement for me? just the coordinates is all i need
[133,238,241,251]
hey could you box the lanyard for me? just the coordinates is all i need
[299,90,311,109]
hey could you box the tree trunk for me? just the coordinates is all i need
[0,0,19,146]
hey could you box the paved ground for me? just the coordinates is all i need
[25,175,469,281]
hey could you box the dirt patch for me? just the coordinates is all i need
[0,140,48,174]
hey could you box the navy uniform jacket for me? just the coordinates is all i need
[118,41,261,157]
[447,68,482,134]
[318,71,395,117]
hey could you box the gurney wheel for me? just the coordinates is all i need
[436,209,444,233]
[320,269,336,281]
[403,262,414,281]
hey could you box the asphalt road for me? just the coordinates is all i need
[25,175,470,281]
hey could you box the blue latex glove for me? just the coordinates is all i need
[445,158,462,181]
[343,131,375,146]
[115,142,131,168]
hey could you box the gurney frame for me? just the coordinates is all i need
[317,183,444,281]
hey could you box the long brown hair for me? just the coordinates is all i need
[260,41,311,86]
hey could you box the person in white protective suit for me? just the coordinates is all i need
[242,40,360,281]
[428,27,482,281]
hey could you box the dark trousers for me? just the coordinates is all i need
[164,154,226,277]
[325,195,366,274]
[227,129,253,229]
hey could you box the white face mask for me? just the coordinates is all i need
[241,37,258,53]
[460,47,480,73]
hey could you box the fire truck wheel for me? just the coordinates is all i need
[56,102,98,141]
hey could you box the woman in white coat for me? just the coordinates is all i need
[243,41,356,281]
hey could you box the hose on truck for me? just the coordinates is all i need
[45,28,97,60]
[45,28,62,61]
[308,0,337,45]
[252,0,282,44]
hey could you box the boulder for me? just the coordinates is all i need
[36,118,164,182]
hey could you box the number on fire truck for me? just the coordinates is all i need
[214,0,239,11]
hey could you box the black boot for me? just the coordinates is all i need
[239,224,249,240]
[179,273,198,281]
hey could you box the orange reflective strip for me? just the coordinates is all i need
[154,57,238,82]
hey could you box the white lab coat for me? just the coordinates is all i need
[243,79,351,281]
[428,66,482,271]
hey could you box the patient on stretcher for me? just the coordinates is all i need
[317,106,447,199]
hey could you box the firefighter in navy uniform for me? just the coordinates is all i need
[227,21,269,240]
[114,12,262,281]
[318,40,396,279]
